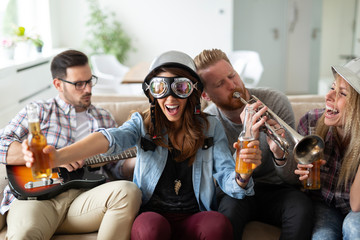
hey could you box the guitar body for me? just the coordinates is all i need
[6,147,137,200]
[6,165,106,200]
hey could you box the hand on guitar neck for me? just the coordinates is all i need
[61,159,86,172]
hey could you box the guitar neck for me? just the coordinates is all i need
[85,147,137,166]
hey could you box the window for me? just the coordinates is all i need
[1,0,51,52]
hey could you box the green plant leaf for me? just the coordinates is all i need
[84,0,133,63]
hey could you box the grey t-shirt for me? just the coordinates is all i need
[205,87,298,185]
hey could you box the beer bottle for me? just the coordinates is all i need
[302,126,321,190]
[235,106,256,174]
[27,103,52,180]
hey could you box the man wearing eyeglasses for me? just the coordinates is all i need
[0,50,141,239]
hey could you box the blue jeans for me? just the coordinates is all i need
[312,200,360,240]
[343,211,360,240]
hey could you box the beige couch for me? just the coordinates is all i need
[0,94,325,239]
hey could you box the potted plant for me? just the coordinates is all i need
[12,26,31,59]
[1,38,15,60]
[13,26,27,41]
[84,0,132,63]
[29,35,44,52]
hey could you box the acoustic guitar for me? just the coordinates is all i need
[6,147,137,200]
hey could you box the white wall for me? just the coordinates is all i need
[233,0,288,92]
[49,0,89,51]
[355,0,360,57]
[48,0,360,95]
[50,0,233,66]
[285,0,322,94]
[232,0,321,94]
[318,0,356,95]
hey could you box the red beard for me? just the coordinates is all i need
[216,88,247,111]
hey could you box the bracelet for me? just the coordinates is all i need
[272,151,288,161]
[236,173,250,184]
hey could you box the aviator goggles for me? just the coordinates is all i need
[143,77,199,99]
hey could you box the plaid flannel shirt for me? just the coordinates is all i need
[297,108,350,215]
[0,95,117,214]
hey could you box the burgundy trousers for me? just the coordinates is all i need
[131,211,233,240]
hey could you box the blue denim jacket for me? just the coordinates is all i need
[99,112,254,211]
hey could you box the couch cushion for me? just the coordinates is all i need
[290,101,325,127]
[93,97,326,132]
[92,94,211,111]
[242,221,281,240]
[92,94,147,103]
[0,226,98,239]
[287,95,324,103]
[51,232,98,240]
[94,101,149,126]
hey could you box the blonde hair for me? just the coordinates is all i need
[316,75,360,190]
[141,67,209,165]
[194,49,231,87]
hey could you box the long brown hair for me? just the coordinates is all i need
[316,76,360,190]
[141,67,209,165]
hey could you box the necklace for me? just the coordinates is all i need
[171,135,185,195]
[174,179,182,195]
[172,148,183,196]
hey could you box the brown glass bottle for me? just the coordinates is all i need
[27,103,52,180]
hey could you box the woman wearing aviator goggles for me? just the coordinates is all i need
[143,76,200,99]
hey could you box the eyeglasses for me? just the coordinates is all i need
[58,75,98,90]
[143,77,199,99]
